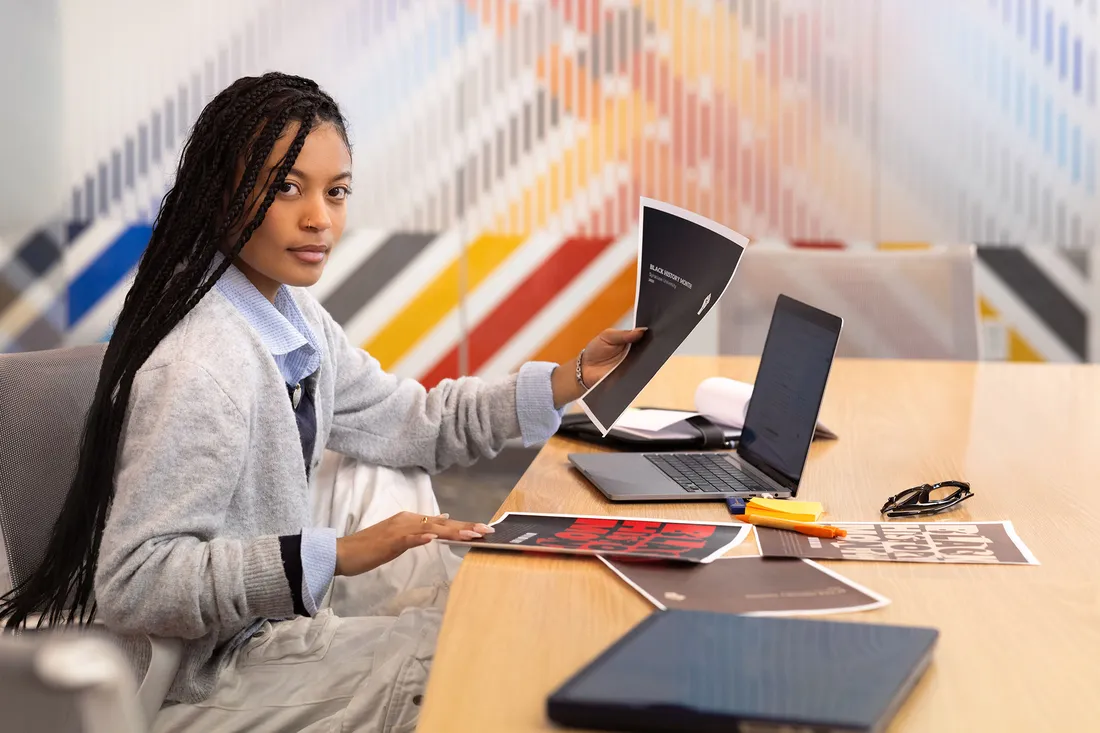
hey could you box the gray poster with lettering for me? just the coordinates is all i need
[755,521,1040,565]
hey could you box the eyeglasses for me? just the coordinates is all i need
[880,480,973,518]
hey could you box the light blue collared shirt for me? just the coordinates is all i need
[214,256,564,615]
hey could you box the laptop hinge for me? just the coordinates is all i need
[733,455,793,497]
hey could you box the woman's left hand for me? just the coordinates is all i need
[550,327,647,408]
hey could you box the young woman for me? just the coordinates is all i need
[0,72,641,732]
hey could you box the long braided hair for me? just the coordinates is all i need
[0,72,350,629]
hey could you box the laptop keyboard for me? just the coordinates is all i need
[645,453,773,494]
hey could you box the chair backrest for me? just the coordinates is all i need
[717,246,981,360]
[0,344,107,592]
[0,631,146,733]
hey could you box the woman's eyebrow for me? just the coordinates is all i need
[287,168,353,183]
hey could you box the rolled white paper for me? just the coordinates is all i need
[693,376,836,437]
[694,376,754,429]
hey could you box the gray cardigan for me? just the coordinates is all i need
[95,285,548,703]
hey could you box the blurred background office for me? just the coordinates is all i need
[1,0,1097,370]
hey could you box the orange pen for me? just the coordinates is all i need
[738,514,848,539]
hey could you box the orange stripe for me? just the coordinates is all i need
[531,260,637,365]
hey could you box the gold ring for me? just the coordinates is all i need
[421,515,429,524]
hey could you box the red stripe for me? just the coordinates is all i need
[420,236,615,386]
[550,0,602,33]
[791,239,847,249]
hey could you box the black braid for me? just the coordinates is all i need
[0,72,350,629]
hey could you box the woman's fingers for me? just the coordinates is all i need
[601,327,647,345]
[420,518,494,541]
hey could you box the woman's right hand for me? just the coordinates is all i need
[333,511,494,577]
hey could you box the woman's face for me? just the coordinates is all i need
[232,121,352,302]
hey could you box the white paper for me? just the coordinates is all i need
[614,408,700,433]
[694,377,754,429]
[694,376,836,438]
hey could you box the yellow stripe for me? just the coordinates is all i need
[1007,328,1044,361]
[878,241,932,251]
[978,297,1044,361]
[363,234,526,368]
[978,296,999,320]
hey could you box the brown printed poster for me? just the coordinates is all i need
[443,512,751,563]
[754,521,1039,565]
[600,556,889,616]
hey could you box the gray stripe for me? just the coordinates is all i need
[322,233,436,327]
[98,162,108,216]
[15,314,64,352]
[111,149,121,202]
[139,123,149,176]
[1059,248,1089,277]
[16,230,62,277]
[125,137,135,189]
[0,276,18,313]
[153,109,164,163]
[977,246,1087,359]
[84,175,95,222]
[454,169,465,218]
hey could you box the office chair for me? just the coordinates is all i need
[0,344,180,726]
[719,245,982,360]
[0,631,146,733]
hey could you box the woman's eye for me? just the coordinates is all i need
[329,186,350,200]
[277,181,300,195]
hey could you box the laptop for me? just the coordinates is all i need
[547,609,938,733]
[569,294,842,501]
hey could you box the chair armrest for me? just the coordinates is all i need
[136,636,181,724]
[23,613,181,725]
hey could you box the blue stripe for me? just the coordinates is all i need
[1030,0,1038,50]
[351,5,473,142]
[68,225,152,326]
[1072,126,1081,183]
[1088,142,1096,195]
[1043,97,1052,153]
[1044,10,1053,65]
[1015,72,1025,128]
[1029,83,1038,140]
[1058,112,1067,168]
[1073,38,1082,93]
[1058,24,1067,79]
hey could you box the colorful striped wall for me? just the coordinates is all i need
[1,1,1098,378]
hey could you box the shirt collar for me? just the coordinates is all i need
[211,253,321,385]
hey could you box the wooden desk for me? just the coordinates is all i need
[419,358,1100,731]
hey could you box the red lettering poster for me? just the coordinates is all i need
[443,512,751,563]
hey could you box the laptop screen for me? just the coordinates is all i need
[738,295,842,490]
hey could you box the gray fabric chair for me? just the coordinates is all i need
[0,631,146,733]
[0,344,179,726]
[718,246,982,360]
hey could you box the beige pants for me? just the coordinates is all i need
[153,451,461,733]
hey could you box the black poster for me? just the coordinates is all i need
[579,198,748,434]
